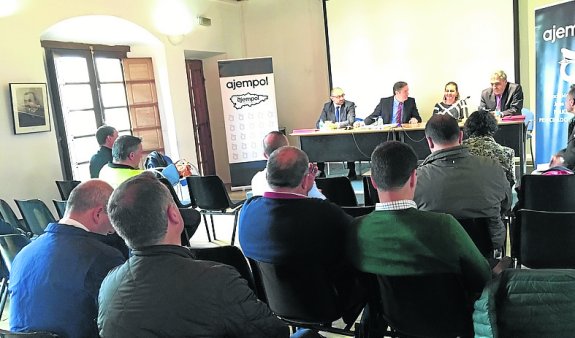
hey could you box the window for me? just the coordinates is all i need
[43,42,163,180]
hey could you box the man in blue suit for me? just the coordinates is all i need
[365,81,422,125]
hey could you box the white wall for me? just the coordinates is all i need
[0,0,243,214]
[240,0,329,146]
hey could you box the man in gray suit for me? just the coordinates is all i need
[479,70,524,116]
[316,87,357,179]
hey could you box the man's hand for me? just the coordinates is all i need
[408,118,418,124]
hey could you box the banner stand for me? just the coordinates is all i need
[218,57,279,189]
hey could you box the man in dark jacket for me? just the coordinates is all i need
[89,125,118,178]
[414,114,512,253]
[315,87,358,179]
[98,172,289,338]
[365,81,422,125]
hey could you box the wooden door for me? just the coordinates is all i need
[123,58,164,162]
[186,60,216,175]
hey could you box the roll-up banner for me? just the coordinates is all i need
[535,1,575,165]
[218,57,279,189]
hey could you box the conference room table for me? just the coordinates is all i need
[291,120,526,177]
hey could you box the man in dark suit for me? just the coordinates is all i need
[316,87,358,179]
[365,81,422,125]
[316,87,356,129]
[479,70,523,116]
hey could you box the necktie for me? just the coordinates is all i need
[495,95,501,111]
[396,102,403,124]
[335,106,340,123]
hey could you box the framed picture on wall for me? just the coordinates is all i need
[9,83,51,134]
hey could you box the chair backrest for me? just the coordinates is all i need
[519,174,575,211]
[186,175,233,211]
[341,206,375,218]
[0,200,28,235]
[189,245,256,292]
[376,273,473,337]
[14,199,56,236]
[249,259,342,324]
[0,220,19,236]
[0,329,59,337]
[52,200,67,219]
[0,234,31,274]
[456,218,493,258]
[521,108,534,132]
[178,208,201,246]
[54,180,80,200]
[362,176,379,206]
[518,209,575,268]
[158,178,194,208]
[315,176,358,207]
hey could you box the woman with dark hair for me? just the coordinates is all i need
[432,81,468,119]
[463,110,515,186]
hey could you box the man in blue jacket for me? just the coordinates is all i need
[10,179,125,337]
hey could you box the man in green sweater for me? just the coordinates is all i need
[347,141,490,293]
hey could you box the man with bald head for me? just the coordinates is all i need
[239,146,365,325]
[98,172,288,337]
[251,131,325,199]
[10,180,125,338]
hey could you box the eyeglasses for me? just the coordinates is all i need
[331,95,344,99]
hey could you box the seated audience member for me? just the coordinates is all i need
[10,180,126,338]
[414,114,512,253]
[98,172,289,337]
[239,146,365,325]
[315,87,357,179]
[463,110,515,186]
[479,70,524,116]
[346,141,490,293]
[432,81,468,119]
[252,131,325,199]
[89,125,118,178]
[365,81,422,125]
[98,135,144,188]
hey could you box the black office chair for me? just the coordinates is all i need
[362,176,379,206]
[14,199,56,237]
[186,175,245,245]
[0,199,30,237]
[518,174,575,211]
[374,273,474,338]
[315,177,358,207]
[179,208,202,247]
[0,219,20,236]
[455,218,493,259]
[158,177,202,245]
[158,177,195,209]
[55,180,81,200]
[189,245,255,292]
[516,209,575,268]
[341,206,375,218]
[0,234,31,274]
[511,174,575,260]
[52,200,67,219]
[248,259,361,336]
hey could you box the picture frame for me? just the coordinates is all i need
[9,83,51,134]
